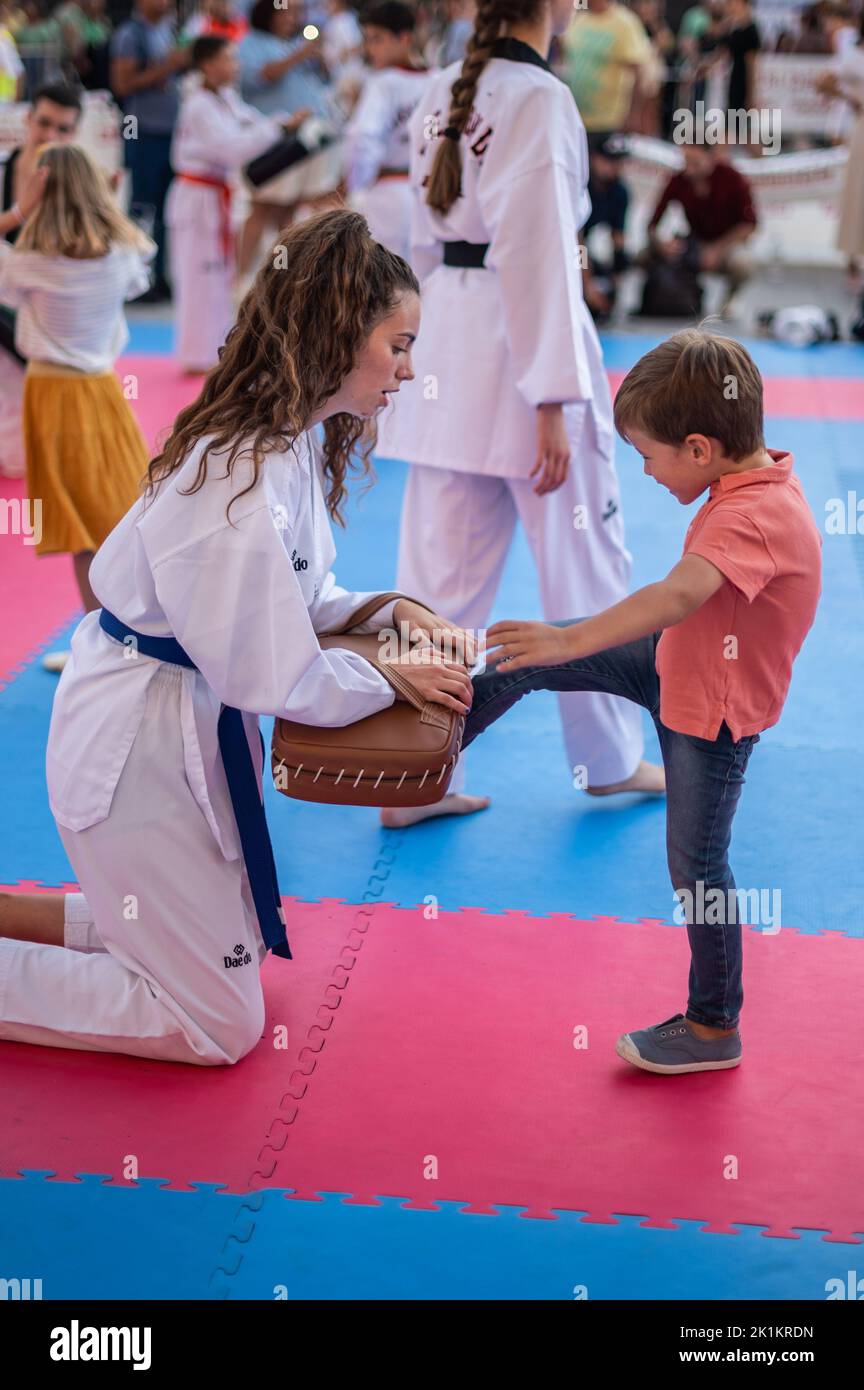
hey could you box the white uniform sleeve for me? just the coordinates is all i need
[344,74,391,191]
[308,575,399,636]
[151,503,396,725]
[182,90,282,169]
[409,192,443,283]
[477,84,594,407]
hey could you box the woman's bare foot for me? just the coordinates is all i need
[380,793,491,829]
[0,890,65,946]
[586,759,666,797]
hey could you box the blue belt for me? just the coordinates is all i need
[99,608,291,961]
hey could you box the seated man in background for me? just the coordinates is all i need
[581,132,630,324]
[644,143,757,313]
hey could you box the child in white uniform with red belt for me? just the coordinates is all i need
[166,35,303,373]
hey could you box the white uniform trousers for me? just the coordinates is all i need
[0,664,267,1066]
[395,420,645,791]
[166,182,234,373]
[350,178,412,262]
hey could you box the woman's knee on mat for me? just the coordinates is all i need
[204,983,267,1066]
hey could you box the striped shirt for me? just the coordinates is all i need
[0,243,153,373]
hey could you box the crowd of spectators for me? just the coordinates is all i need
[0,0,861,316]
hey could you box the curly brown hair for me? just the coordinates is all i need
[426,0,544,215]
[146,209,420,525]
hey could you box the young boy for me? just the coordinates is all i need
[165,35,300,372]
[466,329,822,1075]
[344,1,428,260]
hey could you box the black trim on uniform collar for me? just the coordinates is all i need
[489,36,552,72]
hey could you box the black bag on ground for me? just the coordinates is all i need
[638,239,703,318]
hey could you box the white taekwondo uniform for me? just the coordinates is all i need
[0,432,403,1066]
[165,84,283,371]
[376,36,643,789]
[345,65,430,262]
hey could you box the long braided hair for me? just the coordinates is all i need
[425,0,544,215]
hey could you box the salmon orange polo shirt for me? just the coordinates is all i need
[656,451,822,741]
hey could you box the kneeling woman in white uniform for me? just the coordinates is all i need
[377,0,663,827]
[0,210,473,1067]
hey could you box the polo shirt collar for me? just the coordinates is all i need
[711,449,793,496]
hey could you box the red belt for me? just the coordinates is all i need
[377,168,409,182]
[178,172,233,261]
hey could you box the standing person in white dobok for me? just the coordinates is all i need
[376,0,664,828]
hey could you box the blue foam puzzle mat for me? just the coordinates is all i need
[0,1176,854,1300]
[2,423,862,932]
[126,320,174,355]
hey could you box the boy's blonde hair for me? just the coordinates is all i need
[613,327,765,461]
[16,143,154,260]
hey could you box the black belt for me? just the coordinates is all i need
[442,241,489,268]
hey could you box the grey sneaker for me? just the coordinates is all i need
[616,1013,742,1075]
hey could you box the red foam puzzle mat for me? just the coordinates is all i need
[256,905,864,1240]
[608,370,864,420]
[1,892,861,1242]
[114,354,200,456]
[0,489,80,691]
[0,890,364,1193]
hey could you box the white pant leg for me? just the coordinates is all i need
[168,184,234,373]
[396,465,518,794]
[508,402,644,787]
[0,666,266,1066]
[350,181,412,262]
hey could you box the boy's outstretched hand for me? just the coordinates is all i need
[485,620,576,672]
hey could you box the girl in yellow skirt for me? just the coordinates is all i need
[0,144,155,670]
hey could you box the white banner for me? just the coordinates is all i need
[755,54,837,134]
[623,135,846,211]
